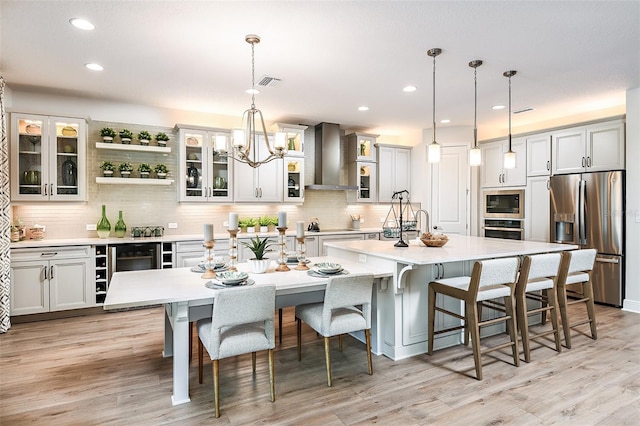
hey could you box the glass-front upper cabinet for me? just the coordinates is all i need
[11,113,86,201]
[177,125,232,203]
[346,132,378,163]
[271,123,307,157]
[284,157,304,203]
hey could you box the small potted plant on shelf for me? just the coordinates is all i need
[118,162,133,178]
[137,163,152,178]
[241,235,275,274]
[119,129,134,144]
[155,132,170,147]
[154,163,168,179]
[100,127,116,143]
[100,160,115,177]
[138,130,152,146]
[259,215,277,233]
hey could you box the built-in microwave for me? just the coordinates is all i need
[483,189,524,219]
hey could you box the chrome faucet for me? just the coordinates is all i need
[414,209,430,235]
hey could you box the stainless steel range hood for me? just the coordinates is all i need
[305,122,358,191]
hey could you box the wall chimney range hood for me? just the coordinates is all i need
[306,122,358,191]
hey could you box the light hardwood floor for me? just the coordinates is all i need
[1,304,639,425]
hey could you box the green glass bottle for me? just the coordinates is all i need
[114,210,127,238]
[96,205,111,238]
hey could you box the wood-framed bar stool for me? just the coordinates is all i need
[428,257,520,380]
[556,249,598,349]
[295,273,375,387]
[514,253,562,362]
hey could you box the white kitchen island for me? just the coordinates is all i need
[325,235,578,360]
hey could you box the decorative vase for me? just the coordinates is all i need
[247,258,271,274]
[61,158,77,186]
[187,163,199,188]
[97,205,111,238]
[115,211,127,238]
[360,143,366,156]
[288,137,296,151]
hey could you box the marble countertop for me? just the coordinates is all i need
[325,234,578,265]
[10,228,383,249]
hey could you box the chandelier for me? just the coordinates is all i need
[228,34,286,168]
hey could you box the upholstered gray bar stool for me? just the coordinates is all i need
[295,273,374,387]
[514,253,562,362]
[428,257,520,380]
[197,284,276,418]
[556,249,598,349]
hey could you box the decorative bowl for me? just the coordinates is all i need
[216,271,248,284]
[420,233,449,247]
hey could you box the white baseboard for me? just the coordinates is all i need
[622,298,640,314]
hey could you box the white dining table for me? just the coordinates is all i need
[103,256,393,405]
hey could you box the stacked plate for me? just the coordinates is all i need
[215,271,249,286]
[311,262,344,275]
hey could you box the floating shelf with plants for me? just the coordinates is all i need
[95,177,174,185]
[95,142,171,153]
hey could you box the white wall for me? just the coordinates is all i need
[623,87,640,313]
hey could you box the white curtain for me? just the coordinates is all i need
[0,76,11,333]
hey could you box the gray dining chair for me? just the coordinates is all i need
[295,273,375,387]
[428,257,520,380]
[514,253,562,362]
[197,284,276,418]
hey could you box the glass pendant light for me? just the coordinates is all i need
[427,48,442,163]
[468,60,483,166]
[503,70,517,169]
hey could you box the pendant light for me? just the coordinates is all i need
[228,34,286,168]
[427,48,442,163]
[468,60,483,166]
[503,70,517,169]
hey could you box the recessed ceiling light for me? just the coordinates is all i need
[70,18,95,30]
[492,105,506,110]
[403,85,417,92]
[246,88,259,95]
[85,63,103,71]
[358,106,369,111]
[440,119,450,124]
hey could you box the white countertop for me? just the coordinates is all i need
[325,234,579,265]
[103,256,393,310]
[10,228,383,249]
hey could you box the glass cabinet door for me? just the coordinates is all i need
[209,131,232,201]
[272,123,307,157]
[15,116,46,197]
[358,162,377,202]
[53,119,81,197]
[284,158,304,202]
[182,131,206,201]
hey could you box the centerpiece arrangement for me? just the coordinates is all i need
[241,235,275,274]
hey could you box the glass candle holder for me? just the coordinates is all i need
[295,236,309,270]
[227,229,238,271]
[275,227,290,272]
[201,240,216,279]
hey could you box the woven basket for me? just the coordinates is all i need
[420,236,449,247]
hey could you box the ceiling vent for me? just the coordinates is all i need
[513,106,535,114]
[257,76,282,87]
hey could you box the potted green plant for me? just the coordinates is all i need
[100,160,115,177]
[137,163,152,178]
[154,163,168,179]
[244,217,258,233]
[241,235,275,273]
[138,130,152,146]
[118,162,133,178]
[258,215,272,233]
[100,127,116,143]
[155,132,170,147]
[119,129,134,144]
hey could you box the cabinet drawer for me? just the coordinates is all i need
[11,246,91,262]
[176,239,228,253]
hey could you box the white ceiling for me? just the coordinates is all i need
[1,1,639,140]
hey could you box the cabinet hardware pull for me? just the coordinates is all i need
[547,179,550,190]
[43,266,47,280]
[50,183,54,195]
[41,252,58,257]
[595,257,619,264]
[587,156,591,167]
[581,157,586,167]
[50,265,54,279]
[546,160,550,171]
[43,184,47,196]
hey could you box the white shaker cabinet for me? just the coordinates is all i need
[376,144,411,203]
[177,126,232,203]
[526,133,552,176]
[10,246,93,315]
[525,176,550,242]
[551,119,625,175]
[11,113,87,201]
[233,134,283,202]
[480,138,526,188]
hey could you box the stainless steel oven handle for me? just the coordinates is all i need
[482,226,523,232]
[595,257,619,264]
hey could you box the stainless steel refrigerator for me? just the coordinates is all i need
[550,171,625,306]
